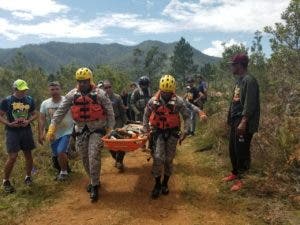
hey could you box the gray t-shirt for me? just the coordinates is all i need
[40,97,74,139]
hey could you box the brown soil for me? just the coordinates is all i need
[24,150,192,225]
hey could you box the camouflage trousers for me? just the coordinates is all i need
[76,131,103,186]
[151,133,178,178]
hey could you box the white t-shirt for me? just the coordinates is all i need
[40,97,74,139]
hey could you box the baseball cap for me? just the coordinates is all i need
[13,79,29,91]
[229,53,249,65]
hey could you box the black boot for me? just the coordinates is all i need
[161,175,170,195]
[151,176,161,199]
[86,184,92,193]
[90,185,99,202]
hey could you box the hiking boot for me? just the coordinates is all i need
[90,185,99,202]
[151,183,161,199]
[3,180,15,193]
[161,185,169,195]
[161,175,170,195]
[56,173,69,182]
[86,184,92,193]
[231,180,243,191]
[222,173,238,182]
[24,176,33,186]
[116,162,124,172]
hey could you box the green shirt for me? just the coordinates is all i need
[228,74,260,133]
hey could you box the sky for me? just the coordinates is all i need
[0,0,290,57]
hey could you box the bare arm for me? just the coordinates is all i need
[39,112,46,137]
[0,110,15,127]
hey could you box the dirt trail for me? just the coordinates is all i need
[23,139,258,225]
[24,149,192,225]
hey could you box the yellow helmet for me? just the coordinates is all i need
[75,67,93,81]
[159,74,176,93]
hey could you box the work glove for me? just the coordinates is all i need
[198,111,208,122]
[46,124,56,142]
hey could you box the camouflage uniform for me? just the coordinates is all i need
[108,93,128,163]
[51,87,115,186]
[130,86,151,122]
[143,94,191,178]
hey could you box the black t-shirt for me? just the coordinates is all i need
[186,87,199,103]
[0,95,35,130]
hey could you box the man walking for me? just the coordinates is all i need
[46,68,115,202]
[143,74,191,199]
[39,81,74,181]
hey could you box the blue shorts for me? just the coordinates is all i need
[51,135,71,156]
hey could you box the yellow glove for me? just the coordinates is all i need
[46,124,56,142]
[198,111,208,122]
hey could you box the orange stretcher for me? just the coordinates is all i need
[101,134,148,151]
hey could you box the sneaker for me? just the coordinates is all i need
[116,162,124,172]
[24,176,33,186]
[3,180,15,193]
[230,180,243,191]
[222,173,238,182]
[56,173,69,182]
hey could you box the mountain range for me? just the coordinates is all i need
[0,40,219,74]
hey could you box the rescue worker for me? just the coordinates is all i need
[127,82,137,121]
[46,67,115,202]
[103,80,128,172]
[130,76,151,122]
[143,74,191,199]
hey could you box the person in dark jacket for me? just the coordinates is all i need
[223,53,260,191]
[130,76,151,122]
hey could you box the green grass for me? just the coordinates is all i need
[176,109,300,225]
[0,126,114,225]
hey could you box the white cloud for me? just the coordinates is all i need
[92,13,176,34]
[0,0,69,20]
[202,39,245,57]
[163,0,290,32]
[11,11,34,21]
[0,0,291,42]
[0,17,104,40]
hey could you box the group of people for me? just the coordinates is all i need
[0,53,260,203]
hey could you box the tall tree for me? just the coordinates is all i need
[171,37,197,82]
[132,48,144,79]
[249,31,267,91]
[264,0,300,52]
[199,63,216,81]
[264,0,300,102]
